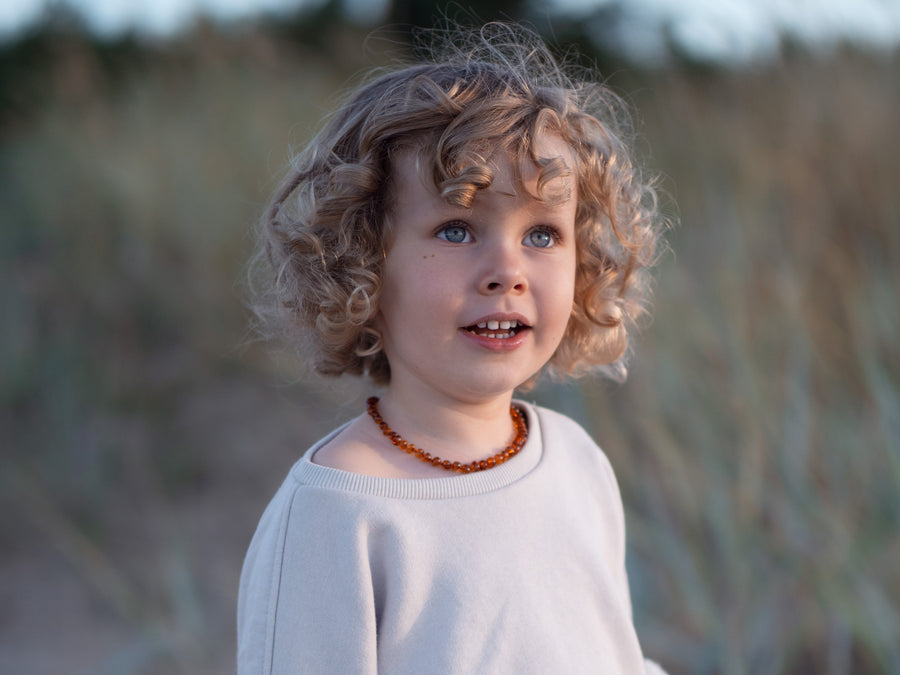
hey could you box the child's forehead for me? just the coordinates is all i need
[394,133,577,198]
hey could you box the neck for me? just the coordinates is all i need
[373,386,517,465]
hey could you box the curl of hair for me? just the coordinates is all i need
[249,22,666,385]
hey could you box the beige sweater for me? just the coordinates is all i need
[238,401,665,674]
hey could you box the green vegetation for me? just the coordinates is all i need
[1,17,897,674]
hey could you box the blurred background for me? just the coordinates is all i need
[1,0,898,673]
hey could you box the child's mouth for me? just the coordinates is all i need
[464,320,527,340]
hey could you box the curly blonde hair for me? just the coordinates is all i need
[251,23,664,385]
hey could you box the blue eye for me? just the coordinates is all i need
[526,229,556,248]
[438,223,470,243]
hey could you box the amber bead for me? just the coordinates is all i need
[366,397,528,474]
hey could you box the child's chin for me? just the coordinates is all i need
[449,371,536,402]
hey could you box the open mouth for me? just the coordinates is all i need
[464,319,529,340]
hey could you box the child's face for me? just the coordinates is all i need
[375,133,578,405]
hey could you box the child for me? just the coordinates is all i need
[239,22,666,674]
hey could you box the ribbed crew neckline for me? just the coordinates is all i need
[292,400,542,500]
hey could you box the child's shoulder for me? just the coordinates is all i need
[311,415,440,479]
[526,401,595,444]
[526,401,618,475]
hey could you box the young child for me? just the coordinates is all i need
[239,22,666,674]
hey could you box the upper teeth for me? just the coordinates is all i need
[477,320,518,330]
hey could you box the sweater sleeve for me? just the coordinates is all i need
[557,411,668,675]
[644,658,669,674]
[596,441,670,675]
[237,479,379,675]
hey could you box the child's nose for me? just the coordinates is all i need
[477,241,528,295]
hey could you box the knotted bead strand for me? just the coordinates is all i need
[366,397,527,474]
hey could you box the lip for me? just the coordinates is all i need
[462,312,532,329]
[459,326,530,352]
[458,312,532,353]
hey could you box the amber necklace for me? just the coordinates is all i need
[366,397,528,474]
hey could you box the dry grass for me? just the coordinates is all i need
[570,50,900,674]
[1,23,897,674]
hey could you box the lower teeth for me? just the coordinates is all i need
[467,327,521,339]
